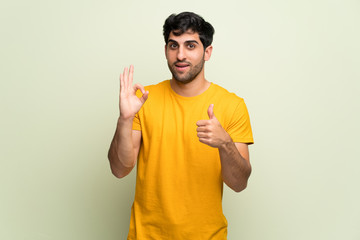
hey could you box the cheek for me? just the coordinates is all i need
[192,52,205,62]
[166,51,176,60]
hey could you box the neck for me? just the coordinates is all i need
[170,75,211,97]
[170,65,211,97]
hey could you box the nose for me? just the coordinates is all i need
[176,46,186,61]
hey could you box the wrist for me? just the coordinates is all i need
[119,111,136,120]
[118,115,134,125]
[218,134,233,150]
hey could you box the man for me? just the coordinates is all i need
[108,12,253,240]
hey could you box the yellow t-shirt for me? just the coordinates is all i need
[129,80,253,240]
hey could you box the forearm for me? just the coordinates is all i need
[108,117,137,178]
[218,142,251,192]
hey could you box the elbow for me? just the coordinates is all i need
[108,151,131,179]
[110,160,134,178]
[109,156,133,178]
[232,168,252,193]
[111,167,127,179]
[225,179,249,193]
[232,181,248,193]
[111,165,134,179]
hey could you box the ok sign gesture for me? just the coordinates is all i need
[119,65,149,119]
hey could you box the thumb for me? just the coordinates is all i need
[207,104,215,119]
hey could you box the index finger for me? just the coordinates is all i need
[196,120,209,127]
[129,65,134,85]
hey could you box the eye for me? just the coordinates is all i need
[169,43,178,49]
[187,44,195,49]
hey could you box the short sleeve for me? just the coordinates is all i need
[226,99,254,144]
[132,89,143,131]
[132,112,141,131]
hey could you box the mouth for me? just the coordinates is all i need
[174,62,190,71]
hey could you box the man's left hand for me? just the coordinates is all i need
[196,104,232,148]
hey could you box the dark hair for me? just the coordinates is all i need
[163,12,215,49]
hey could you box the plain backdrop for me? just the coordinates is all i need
[1,0,359,239]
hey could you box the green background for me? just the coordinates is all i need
[1,0,359,239]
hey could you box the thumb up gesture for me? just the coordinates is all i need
[196,104,232,148]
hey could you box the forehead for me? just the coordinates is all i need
[168,30,202,44]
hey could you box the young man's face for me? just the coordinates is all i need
[165,30,212,84]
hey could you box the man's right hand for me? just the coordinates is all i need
[119,65,149,119]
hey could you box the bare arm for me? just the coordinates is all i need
[196,104,251,192]
[218,142,251,192]
[108,65,148,178]
[108,122,141,178]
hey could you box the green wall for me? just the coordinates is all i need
[1,0,359,239]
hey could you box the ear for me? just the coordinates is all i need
[164,44,168,59]
[204,45,213,61]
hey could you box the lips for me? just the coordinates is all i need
[174,62,190,71]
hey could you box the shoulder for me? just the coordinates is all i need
[144,80,170,92]
[211,83,244,105]
[136,80,170,98]
[209,83,249,124]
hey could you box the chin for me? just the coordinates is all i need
[173,75,195,84]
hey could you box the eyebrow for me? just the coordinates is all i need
[167,39,200,45]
